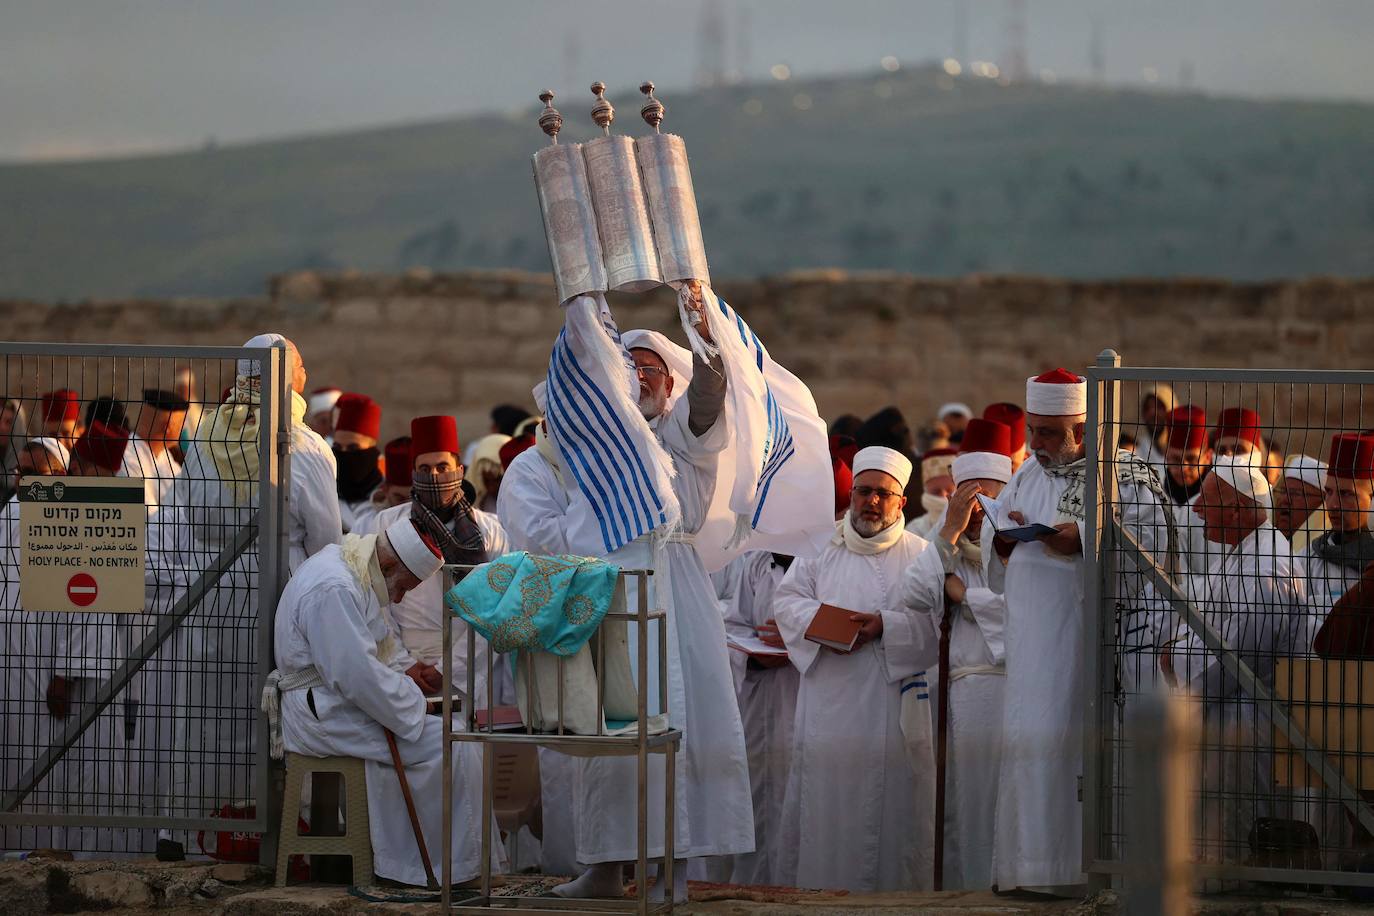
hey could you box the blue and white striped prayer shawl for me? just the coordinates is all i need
[676,285,835,570]
[543,294,680,554]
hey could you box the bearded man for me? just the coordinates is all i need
[772,446,933,892]
[984,368,1174,895]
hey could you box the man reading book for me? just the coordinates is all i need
[772,445,934,892]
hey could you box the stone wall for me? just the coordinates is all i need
[2,269,1370,444]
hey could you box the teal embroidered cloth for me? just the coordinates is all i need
[444,552,620,656]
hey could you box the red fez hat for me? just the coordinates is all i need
[828,434,860,470]
[959,418,1012,457]
[73,420,130,473]
[1328,433,1374,481]
[41,389,80,422]
[384,437,413,487]
[335,395,381,440]
[1166,405,1209,450]
[1213,407,1262,447]
[982,402,1026,453]
[499,433,536,470]
[411,415,460,459]
[833,458,853,514]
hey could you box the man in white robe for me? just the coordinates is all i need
[1,437,68,852]
[373,416,512,706]
[120,389,188,512]
[984,368,1174,895]
[773,446,933,893]
[717,550,797,886]
[156,334,338,854]
[899,418,1012,890]
[498,318,753,903]
[1133,383,1174,472]
[1166,458,1315,861]
[269,517,497,886]
[1272,455,1328,554]
[1295,434,1374,616]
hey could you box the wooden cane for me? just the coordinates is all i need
[933,589,954,892]
[385,727,439,890]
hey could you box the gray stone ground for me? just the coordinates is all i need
[4,860,1374,916]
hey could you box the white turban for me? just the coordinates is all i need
[1026,369,1087,416]
[532,381,548,414]
[308,388,341,417]
[853,446,913,490]
[1211,455,1271,510]
[382,518,444,580]
[953,451,1013,485]
[938,402,972,420]
[1283,455,1327,493]
[238,332,288,377]
[1142,382,1175,413]
[621,329,693,411]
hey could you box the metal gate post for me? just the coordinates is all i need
[1083,348,1121,890]
[256,343,291,866]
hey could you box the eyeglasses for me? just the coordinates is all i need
[853,485,902,501]
[635,365,669,379]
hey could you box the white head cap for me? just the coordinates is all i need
[1283,455,1328,493]
[382,518,444,580]
[1142,382,1175,413]
[952,451,1013,485]
[938,402,973,420]
[532,381,548,414]
[852,446,913,490]
[1212,454,1272,511]
[1025,369,1087,416]
[308,388,342,417]
[238,332,288,377]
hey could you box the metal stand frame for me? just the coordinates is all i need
[440,566,681,915]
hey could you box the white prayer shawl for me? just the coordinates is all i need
[675,286,834,569]
[372,501,514,705]
[543,293,680,553]
[1171,523,1316,860]
[772,530,934,893]
[273,543,502,884]
[981,456,1172,890]
[898,528,1007,890]
[715,551,797,886]
[496,405,754,864]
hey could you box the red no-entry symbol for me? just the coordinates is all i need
[67,573,98,607]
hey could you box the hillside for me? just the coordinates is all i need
[4,65,1374,299]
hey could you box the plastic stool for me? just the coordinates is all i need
[275,753,373,887]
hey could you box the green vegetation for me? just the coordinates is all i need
[4,66,1373,299]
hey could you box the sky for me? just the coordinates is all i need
[3,0,1373,162]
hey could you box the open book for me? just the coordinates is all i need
[976,493,1059,543]
[804,603,863,652]
[727,633,789,659]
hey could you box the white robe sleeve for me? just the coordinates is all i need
[497,452,574,556]
[884,547,942,682]
[301,581,427,741]
[772,557,823,676]
[964,584,1007,664]
[293,441,343,562]
[476,510,512,559]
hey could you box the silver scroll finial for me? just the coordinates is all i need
[639,82,664,133]
[590,81,614,135]
[538,90,563,144]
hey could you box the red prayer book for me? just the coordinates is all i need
[475,706,524,731]
[804,603,863,652]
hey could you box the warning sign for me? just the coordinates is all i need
[19,476,146,613]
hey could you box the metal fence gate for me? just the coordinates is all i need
[0,342,290,858]
[1084,350,1374,892]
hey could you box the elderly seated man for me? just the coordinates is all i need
[268,515,499,886]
